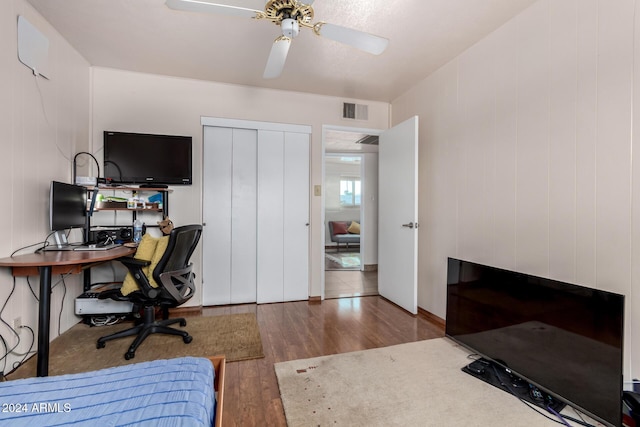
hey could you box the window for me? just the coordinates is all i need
[340,177,361,207]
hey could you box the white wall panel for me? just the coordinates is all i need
[457,31,495,265]
[595,1,634,297]
[436,61,462,312]
[491,19,519,271]
[392,0,640,383]
[596,0,635,383]
[548,0,577,283]
[514,0,550,275]
[575,0,598,288]
[415,68,444,312]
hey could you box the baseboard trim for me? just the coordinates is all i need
[418,307,445,330]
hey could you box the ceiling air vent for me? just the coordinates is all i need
[343,102,369,121]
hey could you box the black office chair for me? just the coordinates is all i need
[97,224,203,360]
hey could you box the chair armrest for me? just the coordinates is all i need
[118,257,151,269]
[117,257,159,299]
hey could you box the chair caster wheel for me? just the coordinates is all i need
[183,335,193,344]
[97,341,105,349]
[180,319,187,327]
[125,352,135,360]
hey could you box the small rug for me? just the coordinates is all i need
[9,313,264,379]
[275,338,565,427]
[325,252,361,270]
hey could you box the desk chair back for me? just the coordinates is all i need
[153,224,202,305]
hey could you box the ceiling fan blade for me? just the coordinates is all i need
[315,22,388,55]
[165,0,262,19]
[263,36,291,79]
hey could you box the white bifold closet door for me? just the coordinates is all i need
[257,131,309,303]
[202,127,257,305]
[202,124,309,306]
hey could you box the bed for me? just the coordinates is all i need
[0,355,225,427]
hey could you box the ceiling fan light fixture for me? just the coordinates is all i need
[281,18,299,38]
[166,0,390,78]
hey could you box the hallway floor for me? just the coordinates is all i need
[324,269,378,299]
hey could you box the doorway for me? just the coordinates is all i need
[322,127,379,299]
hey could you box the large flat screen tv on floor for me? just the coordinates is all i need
[446,257,624,427]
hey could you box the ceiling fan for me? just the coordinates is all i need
[165,0,389,79]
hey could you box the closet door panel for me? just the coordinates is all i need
[257,130,285,303]
[283,133,310,301]
[230,128,258,303]
[202,126,233,305]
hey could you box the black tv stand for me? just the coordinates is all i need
[462,358,566,413]
[139,183,168,188]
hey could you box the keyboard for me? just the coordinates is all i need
[73,243,122,251]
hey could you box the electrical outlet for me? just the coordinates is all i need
[13,316,21,330]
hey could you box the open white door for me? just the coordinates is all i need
[378,116,419,314]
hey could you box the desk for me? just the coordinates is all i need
[0,246,135,376]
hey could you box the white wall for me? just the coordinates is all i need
[90,67,390,303]
[0,0,90,371]
[392,0,640,386]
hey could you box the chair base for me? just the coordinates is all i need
[97,305,192,360]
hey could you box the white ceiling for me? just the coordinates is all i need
[25,0,536,103]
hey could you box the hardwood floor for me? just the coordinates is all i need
[202,296,445,426]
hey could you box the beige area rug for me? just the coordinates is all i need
[10,313,263,379]
[275,338,579,427]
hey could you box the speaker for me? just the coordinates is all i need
[89,227,133,244]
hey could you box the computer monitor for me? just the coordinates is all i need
[49,181,87,248]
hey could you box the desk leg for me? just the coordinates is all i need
[37,266,52,377]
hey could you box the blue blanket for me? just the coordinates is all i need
[0,357,215,426]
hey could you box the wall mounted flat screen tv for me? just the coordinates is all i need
[103,131,192,185]
[446,257,624,427]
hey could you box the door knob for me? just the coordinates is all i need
[402,222,414,229]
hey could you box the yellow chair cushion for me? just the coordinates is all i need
[120,234,161,296]
[147,236,169,287]
[347,221,361,234]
